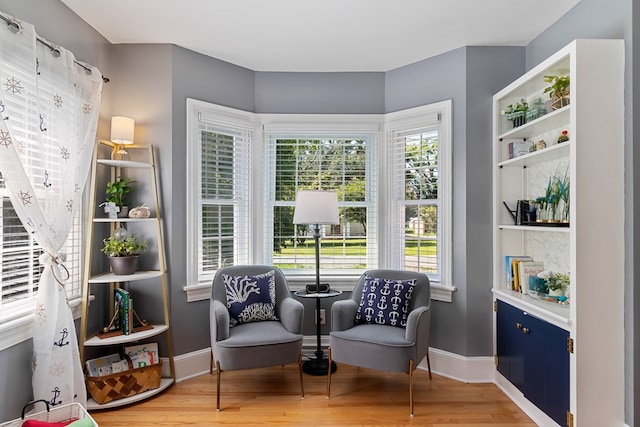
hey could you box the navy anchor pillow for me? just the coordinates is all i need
[223,270,278,326]
[355,275,416,327]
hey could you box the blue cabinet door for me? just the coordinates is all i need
[495,300,569,426]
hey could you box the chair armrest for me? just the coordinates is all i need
[331,299,358,331]
[279,297,304,334]
[405,306,431,354]
[210,299,230,342]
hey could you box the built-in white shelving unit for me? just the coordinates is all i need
[492,39,624,426]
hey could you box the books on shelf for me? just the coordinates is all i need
[85,353,122,377]
[507,140,531,159]
[114,288,133,335]
[124,343,159,368]
[505,255,545,293]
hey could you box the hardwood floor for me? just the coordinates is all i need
[89,364,536,426]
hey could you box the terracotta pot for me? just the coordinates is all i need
[108,255,139,275]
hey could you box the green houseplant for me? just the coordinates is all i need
[102,234,148,275]
[543,74,570,110]
[502,98,529,128]
[105,177,134,217]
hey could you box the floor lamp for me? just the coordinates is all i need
[293,190,339,375]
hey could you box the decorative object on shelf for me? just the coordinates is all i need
[99,201,119,219]
[105,176,134,218]
[557,129,570,143]
[543,74,570,110]
[534,169,570,224]
[128,203,151,219]
[502,98,528,128]
[543,271,570,297]
[526,97,547,122]
[101,230,148,275]
[535,139,547,151]
[110,116,135,160]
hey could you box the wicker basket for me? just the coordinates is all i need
[86,361,162,404]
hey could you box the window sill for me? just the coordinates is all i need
[184,278,456,303]
[0,295,93,352]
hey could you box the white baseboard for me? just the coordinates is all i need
[172,337,494,385]
[494,372,560,427]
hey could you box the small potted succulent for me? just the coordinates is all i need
[105,177,134,218]
[101,232,148,275]
[544,272,570,297]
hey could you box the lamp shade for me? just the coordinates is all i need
[293,190,339,225]
[110,116,135,145]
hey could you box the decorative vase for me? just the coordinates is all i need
[548,288,565,297]
[551,95,570,110]
[108,255,139,275]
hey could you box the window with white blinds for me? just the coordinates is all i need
[0,170,83,324]
[386,101,452,289]
[185,100,253,298]
[264,130,377,276]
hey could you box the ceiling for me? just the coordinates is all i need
[61,0,581,72]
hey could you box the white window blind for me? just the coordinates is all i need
[185,100,253,296]
[386,101,452,292]
[0,168,82,324]
[264,131,377,276]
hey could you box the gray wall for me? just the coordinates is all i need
[0,0,635,423]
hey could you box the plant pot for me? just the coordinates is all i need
[117,206,129,218]
[108,255,139,275]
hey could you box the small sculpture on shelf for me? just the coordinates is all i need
[128,203,151,218]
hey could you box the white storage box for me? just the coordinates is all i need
[1,400,97,427]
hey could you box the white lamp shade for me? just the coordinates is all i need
[110,116,135,145]
[293,190,340,225]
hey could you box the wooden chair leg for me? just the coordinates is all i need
[216,360,222,411]
[210,350,213,375]
[426,351,432,380]
[298,353,305,399]
[326,346,332,398]
[409,359,415,417]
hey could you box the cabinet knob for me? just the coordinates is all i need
[516,322,523,329]
[522,327,530,334]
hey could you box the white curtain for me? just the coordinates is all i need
[0,15,102,407]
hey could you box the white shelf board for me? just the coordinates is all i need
[84,324,169,346]
[87,378,174,410]
[97,159,151,169]
[93,217,157,223]
[492,288,571,330]
[498,106,570,141]
[498,142,570,168]
[498,224,570,233]
[88,270,163,284]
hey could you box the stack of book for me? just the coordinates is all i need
[505,255,544,294]
[85,343,159,377]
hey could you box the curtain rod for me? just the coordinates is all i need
[0,14,109,83]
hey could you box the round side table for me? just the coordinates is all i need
[294,289,342,375]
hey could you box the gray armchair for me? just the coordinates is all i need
[209,265,304,411]
[327,269,432,416]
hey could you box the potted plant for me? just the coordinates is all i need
[502,98,529,128]
[544,272,570,297]
[543,74,570,110]
[101,234,148,275]
[105,177,134,218]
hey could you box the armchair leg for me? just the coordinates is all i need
[298,353,305,399]
[409,359,415,417]
[426,351,432,380]
[326,346,332,398]
[210,350,213,375]
[216,360,222,412]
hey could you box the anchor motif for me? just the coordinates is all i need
[364,306,374,321]
[366,292,377,306]
[390,295,402,310]
[43,170,52,188]
[25,218,36,234]
[377,295,387,310]
[379,283,391,296]
[53,328,69,347]
[39,114,47,132]
[389,311,400,325]
[393,282,404,294]
[376,311,386,324]
[49,387,62,406]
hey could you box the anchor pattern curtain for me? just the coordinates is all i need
[0,15,102,407]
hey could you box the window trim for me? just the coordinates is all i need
[184,102,454,302]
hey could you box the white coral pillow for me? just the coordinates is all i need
[223,270,278,326]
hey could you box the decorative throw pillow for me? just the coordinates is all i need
[223,270,278,326]
[355,275,416,327]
